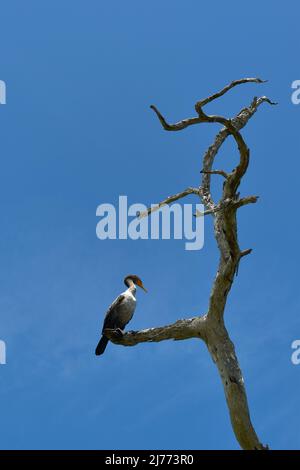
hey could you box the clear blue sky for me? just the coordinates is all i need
[0,0,299,450]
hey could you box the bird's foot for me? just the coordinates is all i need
[114,328,124,338]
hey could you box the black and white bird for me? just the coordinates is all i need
[95,274,147,356]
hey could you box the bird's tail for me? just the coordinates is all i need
[95,335,109,356]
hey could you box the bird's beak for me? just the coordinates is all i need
[139,282,147,293]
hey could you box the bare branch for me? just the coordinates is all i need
[195,77,266,112]
[240,248,253,258]
[194,197,234,217]
[194,206,221,217]
[194,194,257,218]
[200,169,229,179]
[138,187,200,219]
[251,96,278,107]
[201,96,275,207]
[234,196,259,208]
[192,111,250,197]
[150,105,202,131]
[150,92,277,135]
[104,316,207,346]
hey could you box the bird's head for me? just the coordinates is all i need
[124,274,147,292]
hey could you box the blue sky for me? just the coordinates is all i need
[0,0,299,450]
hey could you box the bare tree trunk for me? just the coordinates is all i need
[205,319,264,450]
[104,78,276,450]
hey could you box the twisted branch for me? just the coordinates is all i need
[195,77,267,111]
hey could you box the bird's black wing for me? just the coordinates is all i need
[102,294,125,332]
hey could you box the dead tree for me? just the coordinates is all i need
[105,78,276,450]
